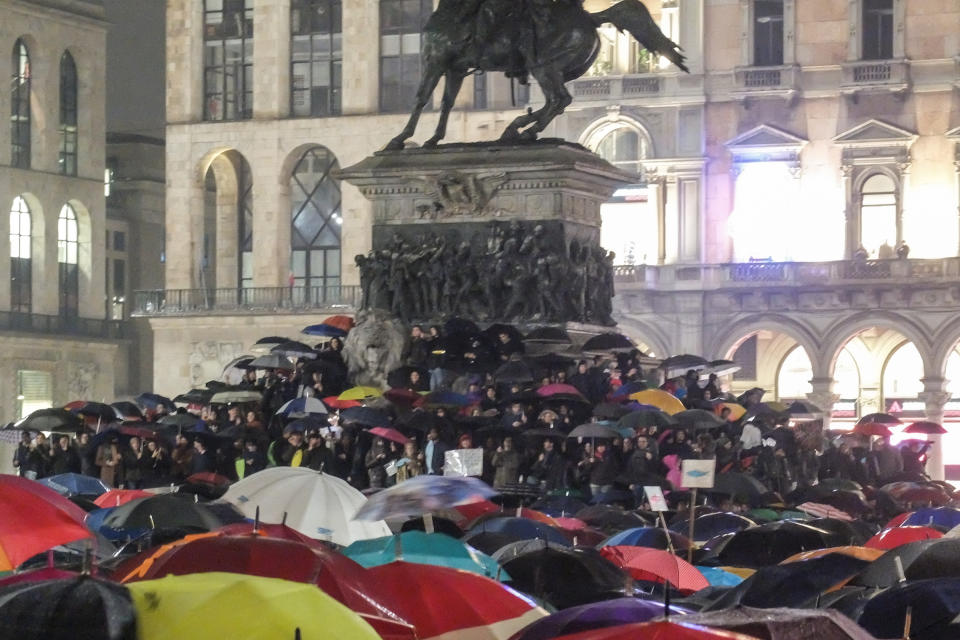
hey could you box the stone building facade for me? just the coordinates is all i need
[147,0,960,476]
[0,0,126,428]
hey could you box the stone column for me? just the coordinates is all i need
[677,0,703,74]
[919,376,950,481]
[166,0,204,123]
[164,137,204,290]
[841,163,855,258]
[859,386,883,417]
[663,177,679,263]
[807,377,840,430]
[254,0,291,119]
[251,157,289,287]
[341,0,380,114]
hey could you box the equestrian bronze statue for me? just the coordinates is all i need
[385,0,688,150]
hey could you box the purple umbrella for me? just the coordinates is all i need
[508,597,692,640]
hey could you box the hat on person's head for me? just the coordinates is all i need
[538,409,558,423]
[458,433,473,445]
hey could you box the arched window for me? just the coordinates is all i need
[203,0,254,120]
[595,127,648,174]
[58,204,79,317]
[290,146,341,302]
[10,39,30,168]
[9,196,31,313]
[59,52,78,176]
[859,173,898,258]
[291,0,342,116]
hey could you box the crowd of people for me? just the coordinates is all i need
[10,322,934,517]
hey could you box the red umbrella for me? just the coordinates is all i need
[600,546,709,593]
[0,567,77,588]
[369,427,412,445]
[185,472,231,486]
[552,620,759,640]
[553,516,589,531]
[0,475,93,571]
[884,512,912,529]
[323,315,356,332]
[865,526,944,550]
[852,422,892,437]
[472,508,558,527]
[364,562,547,640]
[324,395,362,410]
[903,421,947,434]
[216,521,326,546]
[537,383,585,398]
[384,388,422,406]
[453,499,500,526]
[93,489,153,508]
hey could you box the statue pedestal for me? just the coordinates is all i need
[337,141,633,326]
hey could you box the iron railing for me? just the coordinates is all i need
[132,285,362,316]
[0,311,125,339]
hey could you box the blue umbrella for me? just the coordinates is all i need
[301,323,348,338]
[275,396,329,417]
[696,566,745,587]
[85,507,134,541]
[37,473,109,497]
[466,517,570,546]
[859,577,960,639]
[342,531,505,579]
[530,495,589,518]
[611,381,649,398]
[354,475,497,521]
[599,526,692,551]
[510,597,692,640]
[904,506,960,530]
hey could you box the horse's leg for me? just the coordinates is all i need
[424,70,466,148]
[384,61,445,151]
[500,101,541,142]
[517,68,571,141]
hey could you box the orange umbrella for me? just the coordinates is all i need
[323,315,355,332]
[600,546,709,593]
[781,546,885,564]
[717,403,746,421]
[628,390,685,415]
[93,489,153,509]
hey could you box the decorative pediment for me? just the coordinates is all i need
[725,125,807,164]
[833,119,917,148]
[945,125,960,141]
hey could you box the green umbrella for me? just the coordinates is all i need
[342,531,507,580]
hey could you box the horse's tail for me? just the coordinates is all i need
[589,0,688,73]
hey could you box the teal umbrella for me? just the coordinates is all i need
[696,566,745,587]
[342,531,507,580]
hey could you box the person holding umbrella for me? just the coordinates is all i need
[304,429,334,472]
[50,434,81,475]
[365,437,393,489]
[529,438,566,491]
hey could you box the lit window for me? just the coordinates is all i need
[291,0,342,117]
[58,204,79,317]
[16,370,52,420]
[204,0,254,121]
[859,173,897,258]
[59,52,78,175]
[9,196,31,313]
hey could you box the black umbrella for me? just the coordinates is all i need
[493,360,535,385]
[493,542,628,609]
[668,512,757,542]
[618,409,676,431]
[158,413,201,429]
[110,402,144,421]
[461,531,515,556]
[17,408,84,433]
[397,410,437,432]
[673,409,724,431]
[248,354,295,371]
[786,400,824,420]
[717,520,835,567]
[483,323,524,346]
[520,427,569,439]
[593,403,632,420]
[858,412,902,425]
[660,354,710,377]
[711,472,769,505]
[568,423,620,439]
[531,495,590,517]
[704,359,741,377]
[685,606,872,639]
[254,335,289,345]
[340,406,392,428]
[443,317,481,335]
[524,326,572,345]
[0,576,136,640]
[102,493,242,531]
[72,402,121,423]
[576,505,650,533]
[804,517,875,547]
[582,333,635,354]
[854,539,960,588]
[270,340,317,360]
[172,388,214,405]
[705,554,871,611]
[529,353,577,370]
[400,516,463,538]
[859,577,960,639]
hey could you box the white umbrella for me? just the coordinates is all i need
[222,467,390,546]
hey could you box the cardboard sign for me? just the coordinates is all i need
[444,448,484,477]
[681,458,716,489]
[643,486,668,511]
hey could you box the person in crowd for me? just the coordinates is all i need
[170,433,194,482]
[870,435,903,482]
[407,369,429,392]
[396,440,424,482]
[529,438,566,491]
[122,437,144,489]
[586,441,620,496]
[501,402,527,429]
[275,429,306,467]
[50,435,81,475]
[404,324,431,366]
[491,436,521,488]
[141,440,170,485]
[900,439,931,477]
[190,436,216,474]
[365,437,391,489]
[423,427,449,475]
[236,439,266,479]
[95,435,122,488]
[304,430,334,471]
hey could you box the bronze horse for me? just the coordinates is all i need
[385,0,688,150]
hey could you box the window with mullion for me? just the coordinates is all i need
[57,204,79,318]
[9,196,31,313]
[291,0,342,117]
[59,52,78,176]
[753,0,784,66]
[204,0,254,121]
[862,0,893,60]
[290,147,342,301]
[379,0,433,113]
[10,40,30,169]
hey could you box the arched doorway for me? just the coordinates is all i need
[201,150,252,290]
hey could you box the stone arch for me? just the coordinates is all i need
[928,317,960,378]
[613,315,670,358]
[821,311,934,376]
[707,313,823,375]
[197,148,252,289]
[579,114,657,170]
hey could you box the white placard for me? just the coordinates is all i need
[444,448,484,477]
[681,458,716,489]
[643,485,669,511]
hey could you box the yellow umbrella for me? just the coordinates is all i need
[719,402,746,420]
[338,386,383,401]
[629,389,685,415]
[127,572,380,640]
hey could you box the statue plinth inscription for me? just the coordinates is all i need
[337,141,634,325]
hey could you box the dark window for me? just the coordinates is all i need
[114,231,126,251]
[379,0,433,113]
[59,52,78,176]
[10,39,30,169]
[113,259,125,295]
[291,0,342,117]
[238,159,253,287]
[862,0,893,60]
[753,0,784,66]
[290,146,341,301]
[733,335,758,381]
[58,204,79,318]
[473,72,487,109]
[10,196,31,313]
[204,0,254,121]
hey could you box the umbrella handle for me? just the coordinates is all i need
[423,513,435,534]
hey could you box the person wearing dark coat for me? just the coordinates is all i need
[49,435,81,475]
[404,325,432,367]
[304,431,335,472]
[190,438,216,475]
[529,438,566,491]
[423,427,449,475]
[587,442,621,495]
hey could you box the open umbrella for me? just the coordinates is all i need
[903,506,960,529]
[270,340,317,360]
[101,493,241,534]
[683,606,876,640]
[538,383,585,399]
[858,577,960,640]
[711,472,769,505]
[468,518,570,547]
[0,575,136,640]
[110,402,144,421]
[668,512,757,543]
[418,390,473,408]
[494,360,536,385]
[37,473,109,497]
[134,393,175,412]
[852,422,892,437]
[858,413,901,425]
[568,423,621,439]
[339,386,383,401]
[865,526,943,550]
[576,506,650,534]
[600,545,709,592]
[366,562,547,640]
[15,408,84,433]
[248,353,295,370]
[70,401,121,423]
[660,354,710,376]
[157,412,201,429]
[515,599,694,640]
[611,381,649,399]
[782,546,884,564]
[705,360,741,377]
[903,421,947,435]
[128,572,380,640]
[525,326,573,345]
[784,400,824,420]
[302,323,349,338]
[629,390,685,415]
[343,531,502,578]
[275,396,328,417]
[356,475,496,521]
[599,527,692,552]
[796,502,854,522]
[717,521,835,567]
[582,333,636,354]
[341,406,392,428]
[93,489,152,509]
[172,389,213,405]
[368,427,411,445]
[209,389,263,404]
[549,620,759,640]
[674,409,725,431]
[223,467,390,546]
[618,409,677,431]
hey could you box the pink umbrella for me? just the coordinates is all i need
[796,502,854,522]
[536,383,584,398]
[369,427,411,445]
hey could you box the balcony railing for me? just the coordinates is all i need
[132,285,362,317]
[841,59,910,93]
[731,65,799,97]
[0,311,125,339]
[613,258,960,290]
